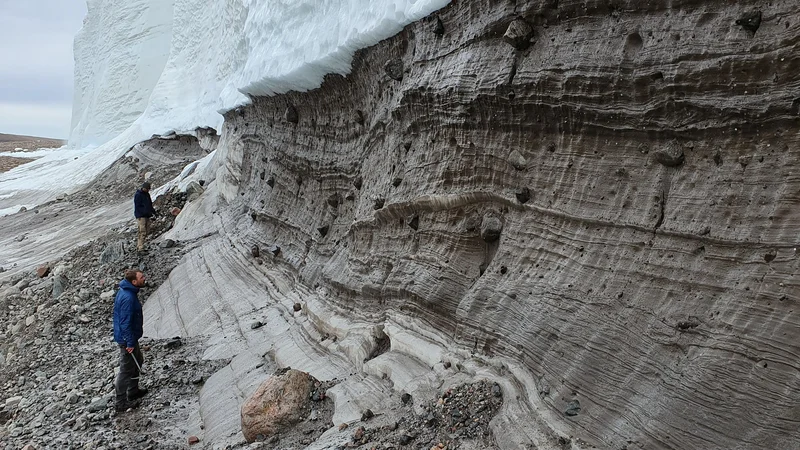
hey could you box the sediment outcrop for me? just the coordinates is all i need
[2,1,799,449]
[139,1,800,448]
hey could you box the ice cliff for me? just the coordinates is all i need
[5,0,800,449]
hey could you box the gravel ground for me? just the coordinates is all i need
[0,184,503,450]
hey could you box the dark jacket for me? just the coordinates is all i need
[134,189,155,219]
[113,279,143,347]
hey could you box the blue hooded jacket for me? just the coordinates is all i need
[113,279,143,347]
[134,189,155,219]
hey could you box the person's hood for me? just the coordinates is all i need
[119,279,140,293]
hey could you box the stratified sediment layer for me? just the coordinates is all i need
[145,1,800,448]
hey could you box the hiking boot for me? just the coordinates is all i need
[114,398,141,413]
[128,387,148,401]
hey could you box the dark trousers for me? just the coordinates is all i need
[115,343,143,405]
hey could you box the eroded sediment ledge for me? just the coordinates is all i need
[144,1,800,448]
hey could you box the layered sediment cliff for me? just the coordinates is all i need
[139,1,800,448]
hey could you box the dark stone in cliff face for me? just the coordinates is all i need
[564,400,581,417]
[373,198,385,210]
[284,104,299,123]
[266,176,275,188]
[353,176,363,190]
[352,109,365,125]
[654,142,685,167]
[736,10,762,34]
[407,215,419,230]
[384,59,404,81]
[503,18,534,50]
[480,216,503,242]
[508,150,527,170]
[251,245,259,258]
[515,187,531,204]
[317,225,329,237]
[392,177,403,187]
[433,16,445,35]
[326,193,341,208]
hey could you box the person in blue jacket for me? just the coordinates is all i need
[113,269,148,412]
[134,182,156,251]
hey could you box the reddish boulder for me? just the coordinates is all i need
[36,265,50,278]
[241,369,313,442]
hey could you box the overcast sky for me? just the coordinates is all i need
[0,1,87,139]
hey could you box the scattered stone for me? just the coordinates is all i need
[480,216,503,242]
[170,207,181,216]
[361,409,375,421]
[188,435,200,445]
[240,369,315,442]
[87,397,108,413]
[398,434,413,445]
[99,241,126,264]
[251,321,264,330]
[36,265,51,278]
[5,396,23,409]
[100,290,115,300]
[339,423,349,431]
[52,275,69,299]
[269,245,281,256]
[164,337,183,349]
[492,383,502,398]
[384,59,404,81]
[515,187,531,204]
[161,239,176,249]
[736,10,762,34]
[503,18,534,50]
[293,303,302,312]
[653,142,685,167]
[285,104,299,124]
[401,393,412,404]
[564,400,581,416]
[764,250,777,263]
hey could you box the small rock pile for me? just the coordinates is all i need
[342,381,503,449]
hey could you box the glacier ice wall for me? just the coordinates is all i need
[0,0,450,213]
[70,0,174,149]
[71,0,451,145]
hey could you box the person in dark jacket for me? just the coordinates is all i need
[113,269,148,412]
[134,182,156,251]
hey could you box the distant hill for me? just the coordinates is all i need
[0,133,65,143]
